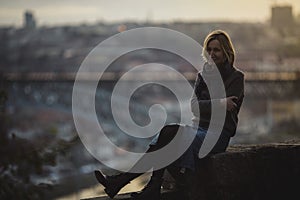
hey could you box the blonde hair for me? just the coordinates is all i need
[202,30,235,66]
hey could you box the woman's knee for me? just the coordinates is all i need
[158,124,181,145]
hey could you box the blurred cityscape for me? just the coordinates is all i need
[1,3,300,200]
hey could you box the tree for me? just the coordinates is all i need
[0,75,78,199]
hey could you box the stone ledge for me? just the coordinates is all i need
[190,142,300,200]
[81,190,180,200]
[84,141,300,200]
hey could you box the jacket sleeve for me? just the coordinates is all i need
[190,73,223,117]
[225,72,245,111]
[190,72,244,117]
[225,73,244,101]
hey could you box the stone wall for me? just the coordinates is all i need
[189,142,300,200]
[83,141,300,200]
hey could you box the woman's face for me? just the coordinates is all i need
[206,39,226,66]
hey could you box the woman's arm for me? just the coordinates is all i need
[191,72,244,116]
[222,74,244,112]
[190,73,223,116]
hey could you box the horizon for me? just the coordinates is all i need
[1,0,300,27]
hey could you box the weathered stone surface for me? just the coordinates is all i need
[81,190,181,200]
[189,142,300,200]
[84,142,300,200]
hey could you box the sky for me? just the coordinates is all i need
[0,0,299,26]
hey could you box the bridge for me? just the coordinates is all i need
[3,71,300,81]
[3,71,300,99]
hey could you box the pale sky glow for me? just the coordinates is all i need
[0,0,300,26]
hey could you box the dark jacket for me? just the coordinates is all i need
[191,62,244,136]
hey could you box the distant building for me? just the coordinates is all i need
[271,5,294,29]
[24,10,36,29]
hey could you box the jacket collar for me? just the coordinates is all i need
[203,61,234,82]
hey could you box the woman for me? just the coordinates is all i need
[94,30,244,199]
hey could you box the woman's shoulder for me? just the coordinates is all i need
[232,67,244,79]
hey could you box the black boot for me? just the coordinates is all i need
[167,166,192,200]
[94,170,141,199]
[131,176,163,200]
[131,168,165,200]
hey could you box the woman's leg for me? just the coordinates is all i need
[166,164,191,199]
[130,124,181,199]
[95,124,181,199]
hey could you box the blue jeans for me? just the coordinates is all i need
[150,124,231,171]
[178,126,231,171]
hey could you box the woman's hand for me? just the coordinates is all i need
[220,96,238,111]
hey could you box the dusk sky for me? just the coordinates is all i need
[0,0,299,26]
